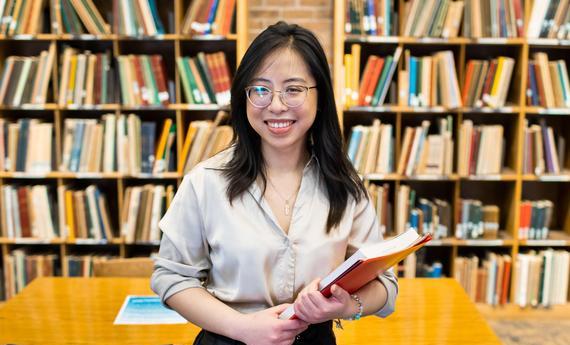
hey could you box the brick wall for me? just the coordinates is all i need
[247,0,334,64]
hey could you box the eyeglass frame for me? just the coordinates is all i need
[244,85,317,108]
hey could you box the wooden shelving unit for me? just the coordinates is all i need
[0,0,248,300]
[333,0,570,306]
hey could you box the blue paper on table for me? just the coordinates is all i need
[114,295,188,325]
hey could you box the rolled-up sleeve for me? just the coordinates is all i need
[151,174,211,304]
[348,194,399,318]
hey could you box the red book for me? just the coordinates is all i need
[17,187,31,238]
[462,60,476,106]
[279,230,432,320]
[363,57,384,106]
[481,60,497,106]
[500,258,511,305]
[151,55,170,105]
[357,56,378,106]
[533,63,546,107]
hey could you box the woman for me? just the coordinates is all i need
[151,22,398,345]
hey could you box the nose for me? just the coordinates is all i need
[267,91,288,113]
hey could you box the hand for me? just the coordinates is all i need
[235,304,309,345]
[293,278,356,324]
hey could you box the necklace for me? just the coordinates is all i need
[266,176,301,216]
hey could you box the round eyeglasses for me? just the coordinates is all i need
[245,85,317,108]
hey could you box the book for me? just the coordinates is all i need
[279,229,432,320]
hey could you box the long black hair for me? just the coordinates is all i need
[223,21,366,232]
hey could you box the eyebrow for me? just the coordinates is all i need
[250,77,308,84]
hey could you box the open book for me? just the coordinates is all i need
[279,229,432,320]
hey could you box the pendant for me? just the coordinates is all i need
[284,200,290,216]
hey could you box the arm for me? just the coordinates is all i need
[165,287,308,344]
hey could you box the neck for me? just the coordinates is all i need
[262,142,308,175]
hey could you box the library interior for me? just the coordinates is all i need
[0,0,569,344]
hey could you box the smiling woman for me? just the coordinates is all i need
[151,21,398,345]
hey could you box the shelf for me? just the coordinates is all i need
[522,174,570,182]
[461,174,518,181]
[0,104,58,111]
[455,237,514,247]
[0,238,65,244]
[518,231,570,247]
[524,107,570,115]
[0,34,238,41]
[460,106,521,114]
[0,172,59,179]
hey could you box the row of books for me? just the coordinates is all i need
[3,250,59,300]
[114,0,165,36]
[60,185,114,242]
[177,51,232,106]
[455,200,500,240]
[54,0,236,36]
[396,184,452,239]
[117,54,170,106]
[397,117,454,176]
[0,183,175,242]
[514,250,570,307]
[0,118,54,173]
[0,0,48,35]
[527,0,570,39]
[53,0,110,35]
[344,45,402,108]
[454,253,512,305]
[1,185,58,240]
[458,121,505,176]
[402,0,465,38]
[348,49,570,110]
[66,255,116,277]
[346,0,570,39]
[345,0,398,36]
[120,184,174,244]
[462,57,515,108]
[523,119,565,176]
[347,120,394,174]
[527,53,570,108]
[0,0,236,37]
[518,200,554,240]
[58,48,115,106]
[399,50,462,108]
[463,0,523,38]
[0,46,56,106]
[182,0,236,36]
[180,112,233,174]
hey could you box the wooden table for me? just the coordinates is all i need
[0,277,501,344]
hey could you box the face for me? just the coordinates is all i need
[246,48,318,155]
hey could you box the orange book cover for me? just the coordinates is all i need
[279,230,432,320]
[363,57,384,106]
[500,257,511,305]
[357,56,378,106]
[462,60,476,106]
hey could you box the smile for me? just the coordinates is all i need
[265,120,295,128]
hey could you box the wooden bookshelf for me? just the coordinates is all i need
[334,0,570,307]
[0,0,248,300]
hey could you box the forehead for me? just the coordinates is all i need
[252,47,314,83]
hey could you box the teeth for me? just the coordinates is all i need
[268,121,292,128]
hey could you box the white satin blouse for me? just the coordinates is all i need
[151,148,398,317]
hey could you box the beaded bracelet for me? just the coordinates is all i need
[345,294,363,321]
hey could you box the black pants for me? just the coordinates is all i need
[193,321,336,345]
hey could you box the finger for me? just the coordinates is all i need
[281,319,309,331]
[331,284,350,301]
[270,303,292,314]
